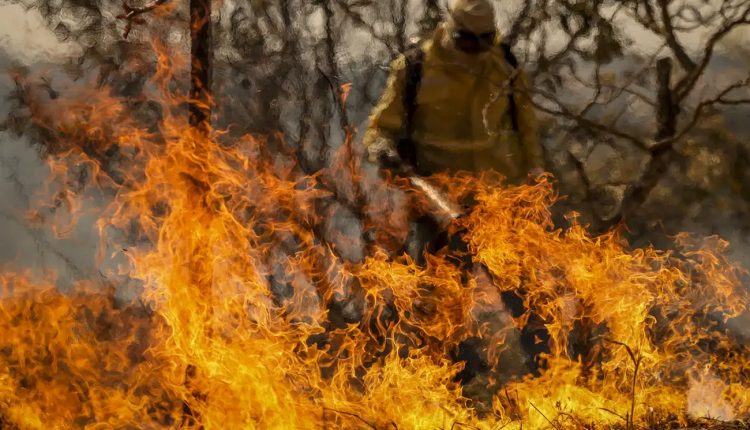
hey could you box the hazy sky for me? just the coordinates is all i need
[0,4,75,63]
[3,0,750,63]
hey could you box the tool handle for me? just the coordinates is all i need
[389,163,464,227]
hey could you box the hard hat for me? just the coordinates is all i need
[447,0,496,34]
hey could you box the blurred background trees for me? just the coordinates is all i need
[3,0,750,257]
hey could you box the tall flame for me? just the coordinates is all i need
[2,45,749,429]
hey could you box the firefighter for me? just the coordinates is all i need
[363,0,543,182]
[363,0,544,265]
[362,0,548,392]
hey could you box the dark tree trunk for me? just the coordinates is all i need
[619,57,680,229]
[183,1,212,427]
[656,57,678,141]
[189,0,212,131]
[321,0,348,127]
[394,0,408,52]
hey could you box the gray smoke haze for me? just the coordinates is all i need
[0,7,103,290]
[0,122,109,290]
[2,2,750,342]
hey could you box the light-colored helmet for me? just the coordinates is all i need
[447,0,496,34]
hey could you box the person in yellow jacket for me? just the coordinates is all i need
[363,0,543,183]
[362,0,549,389]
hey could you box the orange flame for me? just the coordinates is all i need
[340,83,353,105]
[1,45,749,429]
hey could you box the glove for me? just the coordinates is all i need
[378,148,404,170]
[367,137,403,170]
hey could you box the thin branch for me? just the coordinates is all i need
[0,211,91,282]
[529,402,560,430]
[393,0,408,52]
[641,0,660,30]
[599,407,628,422]
[528,87,648,149]
[504,386,521,421]
[554,411,586,429]
[675,3,750,100]
[567,41,666,109]
[601,338,642,430]
[656,74,750,150]
[504,0,533,47]
[578,61,604,117]
[605,98,632,130]
[657,0,697,71]
[492,421,519,430]
[334,0,395,55]
[320,0,350,128]
[116,0,169,39]
[450,422,481,430]
[715,97,750,105]
[322,407,378,429]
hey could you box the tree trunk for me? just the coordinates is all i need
[620,57,679,227]
[394,0,408,52]
[189,0,212,131]
[183,1,212,427]
[656,57,677,141]
[187,0,213,325]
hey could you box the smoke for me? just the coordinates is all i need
[0,8,109,291]
[687,371,736,421]
[0,4,78,64]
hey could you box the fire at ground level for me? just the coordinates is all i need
[1,121,750,429]
[0,43,749,430]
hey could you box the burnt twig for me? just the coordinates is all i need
[116,0,169,39]
[323,407,378,429]
[601,338,642,430]
[450,422,481,430]
[529,401,560,430]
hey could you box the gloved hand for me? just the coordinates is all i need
[378,147,404,170]
[367,137,403,170]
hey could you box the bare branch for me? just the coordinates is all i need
[660,74,750,148]
[529,402,560,430]
[319,0,349,128]
[528,87,648,149]
[116,0,169,39]
[675,2,750,100]
[504,0,533,47]
[599,407,628,422]
[642,0,660,29]
[334,0,396,55]
[393,0,408,52]
[322,407,378,429]
[450,422,481,430]
[578,61,604,117]
[657,0,697,71]
[601,337,642,430]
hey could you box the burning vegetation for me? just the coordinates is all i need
[0,46,748,428]
[2,0,750,429]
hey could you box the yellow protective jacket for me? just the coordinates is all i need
[363,26,542,183]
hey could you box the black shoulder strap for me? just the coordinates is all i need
[500,41,520,133]
[399,46,425,168]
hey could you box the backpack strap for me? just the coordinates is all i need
[398,46,425,169]
[499,41,520,133]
